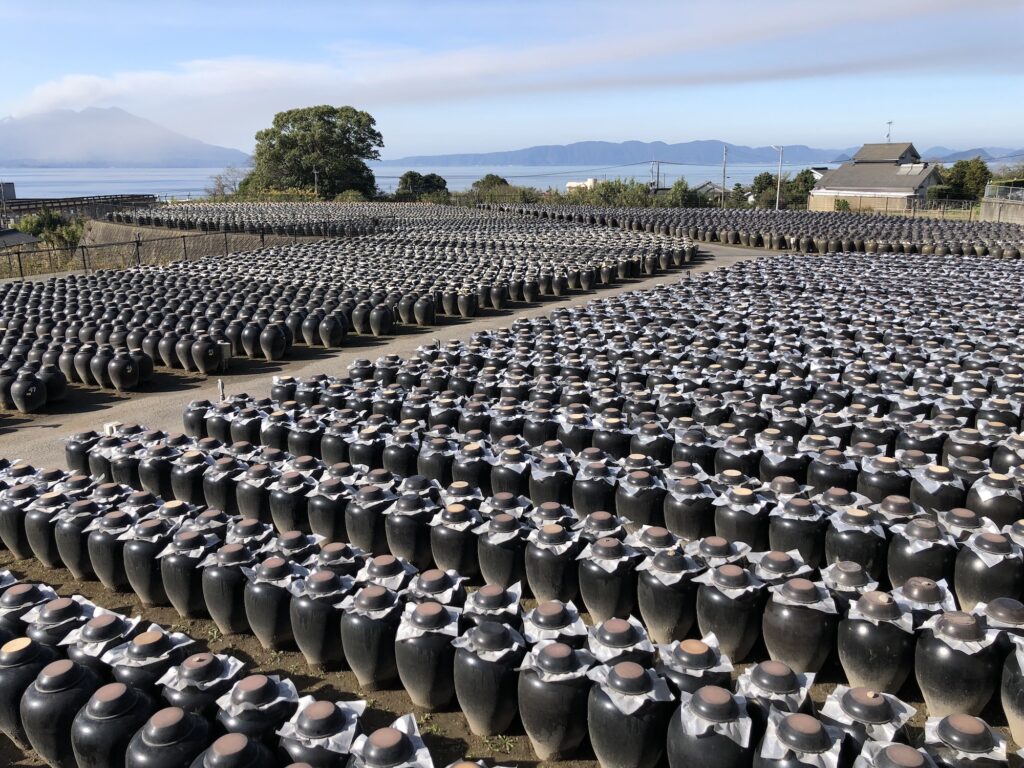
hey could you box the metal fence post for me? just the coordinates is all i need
[135,235,142,267]
[15,252,23,281]
[79,245,88,273]
[182,236,188,260]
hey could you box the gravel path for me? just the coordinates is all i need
[0,243,758,468]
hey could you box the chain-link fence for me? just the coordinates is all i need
[0,228,326,282]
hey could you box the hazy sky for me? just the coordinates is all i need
[2,0,1022,158]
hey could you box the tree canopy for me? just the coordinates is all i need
[471,174,510,191]
[396,171,449,200]
[940,157,992,200]
[241,105,384,199]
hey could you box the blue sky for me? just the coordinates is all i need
[2,0,1022,157]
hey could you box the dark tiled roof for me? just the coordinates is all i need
[0,229,40,248]
[852,142,919,163]
[813,162,940,194]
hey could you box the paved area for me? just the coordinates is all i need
[0,243,759,468]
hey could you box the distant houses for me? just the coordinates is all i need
[808,143,942,212]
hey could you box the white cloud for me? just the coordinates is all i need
[10,0,1020,152]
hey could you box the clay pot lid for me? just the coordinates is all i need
[583,511,616,533]
[900,450,929,468]
[840,687,894,724]
[128,630,171,659]
[592,537,625,560]
[36,658,82,692]
[857,591,902,621]
[628,470,653,487]
[180,652,222,682]
[172,529,203,550]
[296,700,345,739]
[469,620,513,652]
[328,462,355,479]
[246,463,272,479]
[652,548,690,573]
[440,504,470,525]
[783,497,815,517]
[368,554,401,578]
[727,487,756,505]
[36,490,67,508]
[770,479,802,495]
[87,682,135,718]
[985,597,1024,626]
[363,726,414,768]
[674,638,714,669]
[880,496,915,518]
[127,490,158,506]
[491,493,520,511]
[838,507,872,527]
[0,637,40,666]
[231,517,266,538]
[356,484,385,503]
[596,617,639,647]
[777,713,832,754]
[936,611,983,641]
[415,569,453,594]
[904,517,942,541]
[63,474,92,490]
[751,660,799,693]
[986,472,1015,489]
[319,542,355,562]
[256,556,291,581]
[712,564,749,589]
[355,585,396,612]
[277,530,310,551]
[82,612,128,643]
[876,744,926,768]
[639,526,674,549]
[975,532,1012,555]
[6,483,36,501]
[699,536,732,558]
[144,706,191,745]
[1,582,42,608]
[533,600,570,629]
[903,576,942,604]
[537,641,576,673]
[411,601,449,629]
[306,570,342,596]
[608,661,651,694]
[280,471,307,488]
[924,464,952,481]
[7,463,35,478]
[936,714,997,754]
[692,685,738,722]
[827,489,859,509]
[761,550,796,574]
[39,596,81,624]
[537,524,568,545]
[667,461,698,478]
[208,732,255,760]
[233,674,276,705]
[489,513,519,534]
[779,577,819,604]
[403,475,433,492]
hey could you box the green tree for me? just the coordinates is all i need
[751,172,776,200]
[834,199,851,212]
[663,177,692,207]
[242,105,383,199]
[396,171,448,200]
[16,210,84,250]
[941,157,992,200]
[785,169,816,206]
[471,174,510,191]
[727,183,749,208]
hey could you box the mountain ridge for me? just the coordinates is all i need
[0,107,250,168]
[383,140,1020,167]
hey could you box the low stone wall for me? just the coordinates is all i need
[981,198,1024,225]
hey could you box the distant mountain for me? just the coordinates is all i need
[382,140,860,167]
[921,146,1021,163]
[0,107,250,168]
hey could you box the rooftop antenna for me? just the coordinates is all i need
[886,121,893,143]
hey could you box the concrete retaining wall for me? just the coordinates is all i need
[981,198,1024,225]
